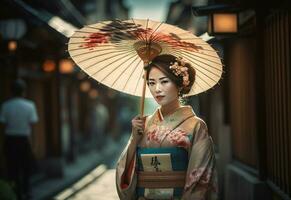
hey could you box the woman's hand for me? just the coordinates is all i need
[131,115,145,144]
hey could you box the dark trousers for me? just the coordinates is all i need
[4,135,32,200]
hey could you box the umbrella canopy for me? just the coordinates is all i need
[68,19,222,98]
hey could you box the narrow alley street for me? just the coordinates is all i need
[32,135,129,200]
[0,1,290,200]
[66,169,119,200]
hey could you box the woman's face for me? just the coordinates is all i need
[148,67,179,106]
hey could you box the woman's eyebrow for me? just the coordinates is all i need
[148,76,168,81]
[159,77,168,80]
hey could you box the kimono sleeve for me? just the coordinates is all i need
[115,134,137,200]
[181,120,219,200]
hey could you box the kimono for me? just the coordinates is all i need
[116,105,218,200]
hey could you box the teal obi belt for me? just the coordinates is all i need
[136,147,188,198]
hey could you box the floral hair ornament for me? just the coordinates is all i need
[169,56,190,87]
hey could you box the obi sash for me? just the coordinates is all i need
[136,147,188,199]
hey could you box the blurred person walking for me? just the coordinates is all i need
[0,79,38,200]
[94,98,109,149]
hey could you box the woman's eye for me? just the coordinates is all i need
[161,80,168,84]
[148,82,155,86]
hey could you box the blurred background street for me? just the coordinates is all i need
[0,0,290,200]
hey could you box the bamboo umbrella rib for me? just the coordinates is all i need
[71,46,132,57]
[150,29,195,42]
[68,46,112,52]
[149,24,168,43]
[122,58,143,91]
[148,21,164,42]
[70,33,131,41]
[68,43,132,51]
[69,36,133,45]
[156,40,218,54]
[160,43,222,71]
[192,76,207,92]
[131,18,147,42]
[172,53,214,88]
[99,53,138,82]
[82,49,135,70]
[188,82,203,94]
[188,75,205,93]
[78,48,134,64]
[72,30,131,42]
[179,48,222,60]
[149,30,208,46]
[84,27,139,43]
[180,50,222,66]
[188,47,218,53]
[159,39,217,47]
[170,37,209,40]
[179,52,222,73]
[86,24,131,32]
[86,24,136,35]
[145,19,149,44]
[68,40,126,46]
[150,32,172,44]
[178,51,222,71]
[98,20,145,42]
[179,52,221,79]
[169,45,221,59]
[112,55,140,87]
[89,51,136,77]
[175,52,220,83]
[149,31,214,46]
[74,27,140,43]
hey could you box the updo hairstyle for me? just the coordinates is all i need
[145,54,196,96]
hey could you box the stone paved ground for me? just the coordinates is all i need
[67,169,119,200]
[34,134,130,200]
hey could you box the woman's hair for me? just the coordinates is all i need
[145,54,196,96]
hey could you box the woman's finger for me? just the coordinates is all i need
[133,115,142,120]
[133,120,144,125]
[132,122,144,127]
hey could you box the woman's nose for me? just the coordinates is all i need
[155,83,162,93]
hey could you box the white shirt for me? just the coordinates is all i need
[0,97,38,136]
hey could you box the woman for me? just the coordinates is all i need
[116,54,218,200]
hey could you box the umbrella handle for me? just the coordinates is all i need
[140,63,148,117]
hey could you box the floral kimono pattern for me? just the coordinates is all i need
[116,106,218,200]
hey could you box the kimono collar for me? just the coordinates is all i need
[146,105,196,130]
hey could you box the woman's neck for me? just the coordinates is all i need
[160,99,181,118]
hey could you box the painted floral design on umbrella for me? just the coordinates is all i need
[68,19,223,98]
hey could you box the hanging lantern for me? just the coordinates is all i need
[8,41,17,51]
[59,59,74,74]
[208,13,238,35]
[89,89,99,99]
[80,81,91,92]
[192,4,240,36]
[42,59,56,72]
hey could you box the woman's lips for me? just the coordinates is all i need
[156,96,165,101]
